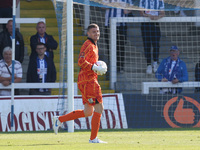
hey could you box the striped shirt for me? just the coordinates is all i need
[0,60,22,96]
[104,0,133,26]
[139,0,164,16]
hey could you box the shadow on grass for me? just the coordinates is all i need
[0,143,65,147]
[1,127,200,134]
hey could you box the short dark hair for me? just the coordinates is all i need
[36,42,46,48]
[87,23,99,32]
[7,19,13,24]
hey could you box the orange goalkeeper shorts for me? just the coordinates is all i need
[78,79,103,106]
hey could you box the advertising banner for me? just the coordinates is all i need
[123,93,200,128]
[0,94,127,132]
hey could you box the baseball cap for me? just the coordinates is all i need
[170,45,178,51]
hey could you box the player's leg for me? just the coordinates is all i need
[83,80,106,143]
[90,103,103,140]
[89,103,107,143]
[84,103,94,117]
[53,84,85,134]
[59,110,85,122]
[53,84,93,134]
[52,109,85,134]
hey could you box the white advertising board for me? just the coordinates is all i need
[0,94,127,132]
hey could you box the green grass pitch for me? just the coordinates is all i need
[0,128,200,150]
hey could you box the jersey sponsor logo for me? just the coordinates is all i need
[80,52,85,58]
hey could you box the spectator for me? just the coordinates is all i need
[0,19,25,63]
[195,61,200,92]
[0,46,22,96]
[0,0,20,30]
[104,0,133,73]
[30,21,58,60]
[140,0,165,74]
[27,43,56,95]
[155,45,188,94]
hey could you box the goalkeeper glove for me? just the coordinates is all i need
[92,64,107,75]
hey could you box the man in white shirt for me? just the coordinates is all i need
[0,46,22,96]
[140,0,165,74]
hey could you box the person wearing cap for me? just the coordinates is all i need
[155,45,188,94]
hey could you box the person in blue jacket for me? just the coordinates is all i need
[155,45,188,94]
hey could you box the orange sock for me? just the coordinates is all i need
[59,110,85,123]
[90,112,101,140]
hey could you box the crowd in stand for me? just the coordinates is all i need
[0,18,57,96]
[103,0,199,94]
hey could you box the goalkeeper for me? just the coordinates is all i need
[53,24,107,143]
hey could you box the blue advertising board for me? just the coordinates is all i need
[123,93,200,128]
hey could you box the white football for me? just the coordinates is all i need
[96,60,107,69]
[96,60,107,75]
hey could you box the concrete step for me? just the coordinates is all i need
[23,35,59,45]
[20,18,58,27]
[99,81,110,89]
[20,18,81,28]
[74,36,87,45]
[20,10,56,18]
[21,27,59,36]
[170,36,200,42]
[21,0,54,10]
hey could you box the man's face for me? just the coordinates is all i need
[87,27,100,42]
[36,45,46,56]
[6,21,13,35]
[3,51,12,63]
[36,23,46,36]
[170,50,180,61]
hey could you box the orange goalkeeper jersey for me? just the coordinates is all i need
[77,38,102,105]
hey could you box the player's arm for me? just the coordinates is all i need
[78,45,107,75]
[78,45,94,71]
